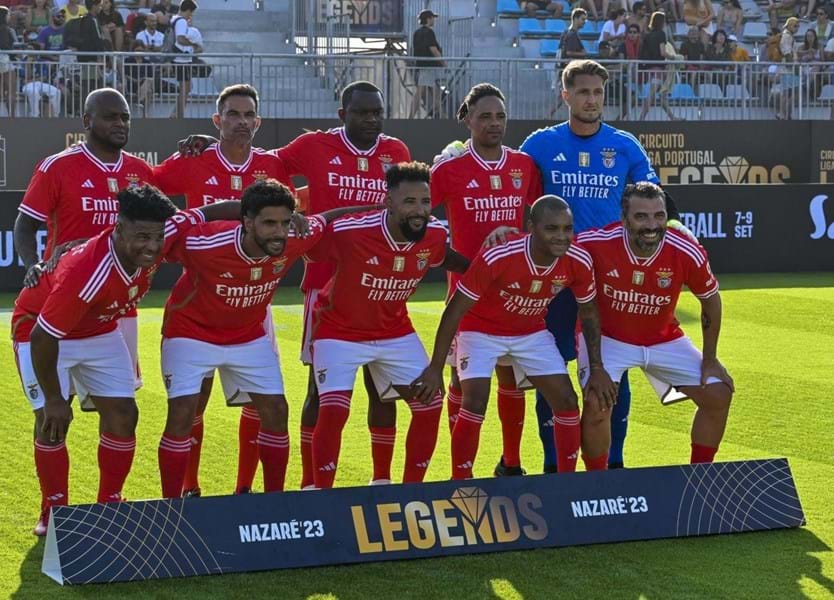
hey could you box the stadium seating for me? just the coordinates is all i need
[818,85,834,102]
[497,0,525,15]
[544,18,566,35]
[582,40,599,55]
[697,83,726,100]
[519,17,546,36]
[669,83,698,102]
[742,21,768,41]
[539,38,560,57]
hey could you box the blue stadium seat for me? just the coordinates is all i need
[519,17,545,35]
[540,39,561,57]
[669,83,697,100]
[742,21,768,41]
[544,19,566,35]
[578,20,599,38]
[583,40,599,55]
[497,0,524,15]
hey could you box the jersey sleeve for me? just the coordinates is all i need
[36,255,98,339]
[524,157,543,206]
[303,221,337,263]
[19,161,59,222]
[162,208,206,260]
[624,134,659,184]
[568,245,597,304]
[153,152,188,196]
[292,214,327,256]
[394,139,412,162]
[685,246,720,299]
[429,162,448,209]
[275,132,314,176]
[455,251,495,302]
[429,221,448,267]
[268,155,296,193]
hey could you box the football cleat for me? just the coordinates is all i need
[182,487,202,498]
[608,461,625,470]
[543,464,559,474]
[494,457,527,477]
[368,479,392,486]
[234,486,252,495]
[33,509,49,537]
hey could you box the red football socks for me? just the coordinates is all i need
[451,408,485,480]
[582,452,609,471]
[257,429,289,492]
[236,406,261,493]
[312,391,352,489]
[369,426,396,482]
[158,433,191,499]
[34,440,69,512]
[98,433,135,503]
[497,386,525,468]
[182,413,203,492]
[553,410,581,473]
[299,425,315,489]
[690,443,718,464]
[403,397,442,483]
[446,384,462,433]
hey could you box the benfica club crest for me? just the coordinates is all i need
[273,258,288,274]
[253,170,268,181]
[509,169,523,190]
[551,276,568,295]
[459,356,469,371]
[317,369,327,384]
[125,173,141,187]
[27,383,38,400]
[656,269,673,288]
[379,154,393,172]
[601,148,617,169]
[416,250,431,271]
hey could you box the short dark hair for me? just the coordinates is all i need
[240,179,296,220]
[341,81,382,109]
[571,7,587,22]
[84,0,100,11]
[562,59,609,89]
[648,10,666,31]
[385,161,430,190]
[632,1,645,10]
[117,185,177,223]
[621,182,665,213]
[530,195,571,224]
[0,6,10,25]
[612,7,626,18]
[180,0,197,12]
[216,84,259,114]
[457,82,505,121]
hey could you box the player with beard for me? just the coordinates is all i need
[516,60,660,473]
[430,83,542,477]
[155,84,296,498]
[179,81,411,489]
[413,196,617,479]
[575,183,733,465]
[14,89,156,404]
[156,180,377,498]
[306,162,469,489]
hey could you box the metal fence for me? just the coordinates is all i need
[1,51,832,120]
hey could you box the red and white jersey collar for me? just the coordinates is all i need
[334,126,381,157]
[380,210,415,252]
[621,225,665,267]
[210,143,254,173]
[524,236,558,276]
[81,143,125,173]
[469,145,508,172]
[234,225,271,264]
[108,235,140,284]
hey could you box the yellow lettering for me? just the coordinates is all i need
[351,505,383,553]
[489,497,520,543]
[378,503,409,552]
[404,501,435,550]
[518,494,548,541]
[432,500,465,547]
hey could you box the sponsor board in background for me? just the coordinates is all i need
[42,459,803,585]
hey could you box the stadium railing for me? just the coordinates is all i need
[0,50,832,120]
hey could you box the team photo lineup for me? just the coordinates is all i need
[10,58,738,539]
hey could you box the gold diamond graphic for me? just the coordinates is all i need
[450,487,489,525]
[718,156,750,184]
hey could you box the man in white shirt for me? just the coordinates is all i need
[599,8,627,44]
[171,0,197,117]
[131,12,164,115]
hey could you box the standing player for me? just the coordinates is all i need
[575,183,733,465]
[414,197,616,477]
[13,186,237,535]
[13,88,156,397]
[518,59,660,472]
[430,83,542,477]
[154,84,296,498]
[308,162,469,489]
[157,180,376,498]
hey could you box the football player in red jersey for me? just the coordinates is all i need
[414,196,616,478]
[306,162,469,489]
[430,83,543,477]
[14,89,156,397]
[13,186,240,535]
[155,84,297,498]
[576,182,733,466]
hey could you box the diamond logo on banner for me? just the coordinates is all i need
[450,487,489,525]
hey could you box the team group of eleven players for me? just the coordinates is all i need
[11,59,735,536]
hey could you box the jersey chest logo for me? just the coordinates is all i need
[656,269,673,288]
[601,148,617,169]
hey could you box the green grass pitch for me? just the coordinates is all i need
[0,275,832,599]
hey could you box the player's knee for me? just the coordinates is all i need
[106,400,139,435]
[556,390,579,412]
[258,396,288,429]
[709,383,733,410]
[581,401,608,427]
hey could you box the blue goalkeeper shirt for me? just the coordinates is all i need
[520,122,659,233]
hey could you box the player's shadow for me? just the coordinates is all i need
[12,526,833,599]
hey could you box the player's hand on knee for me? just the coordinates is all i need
[432,140,467,165]
[585,366,617,410]
[42,398,73,443]
[483,226,520,249]
[411,366,444,405]
[701,357,734,393]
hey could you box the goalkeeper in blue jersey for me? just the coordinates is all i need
[516,59,660,472]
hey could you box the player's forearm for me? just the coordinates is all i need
[578,301,605,368]
[440,249,470,274]
[429,305,466,370]
[196,201,240,222]
[700,293,723,361]
[30,326,64,403]
[317,204,384,224]
[14,213,42,269]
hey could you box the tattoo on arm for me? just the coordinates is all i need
[579,305,604,367]
[701,311,712,331]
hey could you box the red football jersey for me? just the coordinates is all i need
[153,144,294,209]
[275,127,411,291]
[457,235,595,336]
[19,144,156,260]
[162,215,326,345]
[12,210,204,343]
[576,223,720,346]
[309,210,447,342]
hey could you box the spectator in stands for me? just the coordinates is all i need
[767,0,797,31]
[727,33,750,60]
[681,24,708,61]
[21,49,62,116]
[639,11,683,120]
[715,0,742,38]
[409,9,444,118]
[780,16,799,61]
[627,1,649,32]
[64,0,105,114]
[37,7,66,53]
[63,0,87,21]
[797,28,822,60]
[171,0,197,118]
[706,28,731,60]
[99,0,124,50]
[152,0,178,32]
[616,23,643,58]
[582,0,608,22]
[825,30,834,59]
[812,7,832,40]
[24,0,50,36]
[0,5,18,117]
[599,8,627,43]
[522,0,564,18]
[682,0,715,44]
[131,11,163,114]
[561,7,588,59]
[765,26,782,60]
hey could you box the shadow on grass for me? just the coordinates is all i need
[14,526,833,599]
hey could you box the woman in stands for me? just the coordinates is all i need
[0,6,18,118]
[24,0,50,37]
[639,11,683,120]
[682,0,716,44]
[716,0,743,38]
[99,0,125,51]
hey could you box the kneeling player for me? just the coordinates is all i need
[576,182,734,465]
[157,180,375,498]
[413,196,617,479]
[308,162,469,489]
